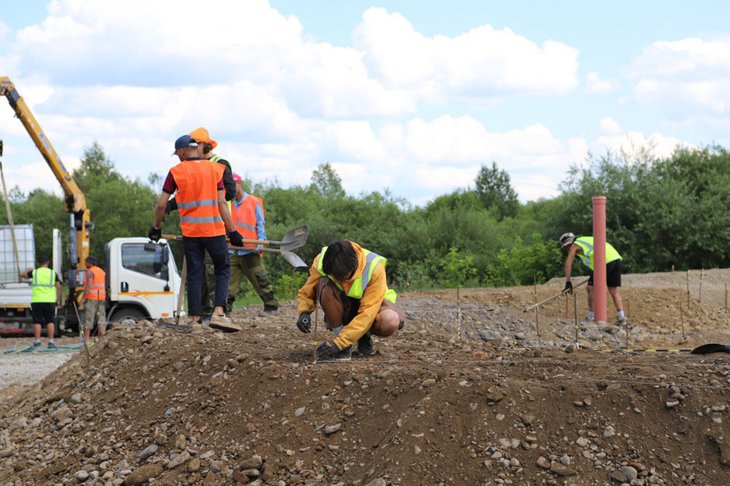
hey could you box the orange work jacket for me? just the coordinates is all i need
[171,160,226,237]
[229,195,263,249]
[85,266,107,301]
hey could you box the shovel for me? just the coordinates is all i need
[162,225,308,251]
[523,279,589,312]
[690,343,730,355]
[161,225,309,269]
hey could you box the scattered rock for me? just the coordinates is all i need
[124,464,164,485]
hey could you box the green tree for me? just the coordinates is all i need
[310,163,345,198]
[474,162,519,220]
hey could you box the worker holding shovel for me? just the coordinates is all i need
[295,240,405,361]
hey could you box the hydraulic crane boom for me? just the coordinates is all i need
[0,76,92,279]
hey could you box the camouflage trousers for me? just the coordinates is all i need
[227,252,278,311]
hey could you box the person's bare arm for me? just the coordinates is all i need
[564,244,580,281]
[153,193,171,228]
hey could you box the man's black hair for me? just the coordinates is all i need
[322,240,357,279]
[87,256,97,266]
[38,256,50,265]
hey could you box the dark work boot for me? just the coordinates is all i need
[357,332,376,356]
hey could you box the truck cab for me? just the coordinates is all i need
[106,237,182,323]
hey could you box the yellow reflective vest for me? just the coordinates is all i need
[31,267,57,303]
[574,236,622,270]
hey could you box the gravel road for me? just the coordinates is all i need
[0,337,80,401]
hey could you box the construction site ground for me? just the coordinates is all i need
[1,268,729,485]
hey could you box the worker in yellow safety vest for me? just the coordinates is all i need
[296,240,405,361]
[21,256,62,349]
[560,233,627,325]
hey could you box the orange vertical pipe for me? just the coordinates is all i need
[593,196,607,324]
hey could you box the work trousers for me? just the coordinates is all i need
[183,235,230,316]
[228,252,278,309]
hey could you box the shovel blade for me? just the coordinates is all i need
[280,225,308,251]
[280,248,308,269]
[690,343,730,355]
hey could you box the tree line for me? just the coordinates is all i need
[5,142,730,300]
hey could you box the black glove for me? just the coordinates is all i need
[165,198,178,214]
[563,281,573,294]
[228,230,244,247]
[316,340,341,361]
[148,226,162,242]
[296,312,311,333]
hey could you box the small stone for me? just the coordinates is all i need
[414,445,422,455]
[604,426,616,438]
[324,423,341,436]
[559,454,571,465]
[75,470,89,482]
[166,451,191,469]
[239,455,263,470]
[174,434,186,450]
[550,463,577,476]
[536,456,551,469]
[622,466,638,481]
[576,437,589,447]
[666,400,680,409]
[294,407,305,417]
[140,335,153,344]
[421,378,436,387]
[486,388,504,403]
[139,444,158,461]
[124,463,164,485]
[187,458,201,472]
[71,393,83,404]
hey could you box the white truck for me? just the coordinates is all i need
[0,224,182,336]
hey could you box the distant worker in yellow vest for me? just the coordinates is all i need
[227,173,279,314]
[21,256,62,349]
[81,256,107,343]
[296,240,405,361]
[560,233,627,325]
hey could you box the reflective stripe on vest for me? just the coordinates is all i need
[574,236,622,270]
[85,266,107,301]
[171,160,226,237]
[31,267,56,303]
[316,246,397,303]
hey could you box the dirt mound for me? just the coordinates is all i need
[1,279,730,485]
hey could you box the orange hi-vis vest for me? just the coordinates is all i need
[171,160,226,237]
[229,195,263,249]
[85,266,107,301]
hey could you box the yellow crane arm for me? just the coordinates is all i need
[0,76,91,272]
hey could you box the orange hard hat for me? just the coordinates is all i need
[188,127,218,149]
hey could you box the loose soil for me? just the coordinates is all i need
[1,269,729,485]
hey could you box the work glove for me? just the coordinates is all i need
[228,230,244,247]
[563,280,573,294]
[148,226,162,242]
[165,198,178,214]
[296,312,311,333]
[316,339,341,361]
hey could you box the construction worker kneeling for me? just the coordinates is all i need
[296,240,405,361]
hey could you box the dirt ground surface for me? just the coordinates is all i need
[1,268,729,485]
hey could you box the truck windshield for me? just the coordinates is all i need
[121,243,169,281]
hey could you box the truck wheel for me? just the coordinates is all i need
[110,308,146,326]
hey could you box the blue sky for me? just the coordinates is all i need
[2,1,730,205]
